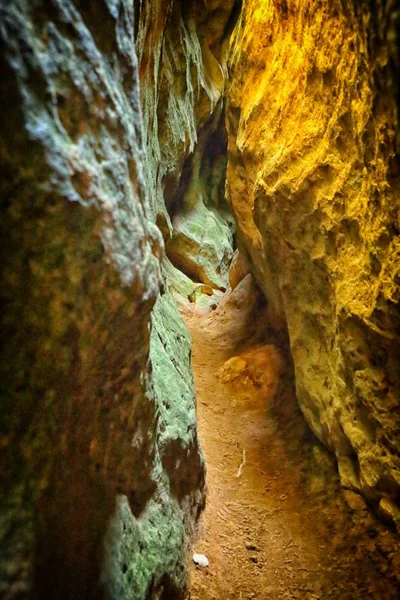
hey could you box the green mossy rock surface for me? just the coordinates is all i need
[0,1,205,598]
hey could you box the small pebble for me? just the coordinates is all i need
[193,553,209,567]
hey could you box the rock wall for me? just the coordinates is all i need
[226,0,400,524]
[0,1,204,598]
[3,1,399,598]
[136,0,236,290]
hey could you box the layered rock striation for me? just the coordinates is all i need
[226,0,400,524]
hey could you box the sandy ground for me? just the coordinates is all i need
[183,287,400,600]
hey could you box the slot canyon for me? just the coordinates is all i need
[1,0,400,598]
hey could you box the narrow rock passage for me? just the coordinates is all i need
[184,286,400,600]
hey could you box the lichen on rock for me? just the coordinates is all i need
[102,292,205,599]
[0,0,205,597]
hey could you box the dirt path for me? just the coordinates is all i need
[184,287,400,600]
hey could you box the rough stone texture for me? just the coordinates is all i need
[136,0,236,288]
[103,292,205,600]
[163,256,196,303]
[135,0,237,220]
[219,345,284,398]
[3,2,400,599]
[0,1,204,598]
[164,109,234,290]
[228,248,251,291]
[226,0,400,522]
[166,196,233,290]
[163,257,222,313]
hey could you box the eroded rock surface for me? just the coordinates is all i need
[228,248,251,291]
[0,1,204,598]
[2,0,400,598]
[136,1,235,289]
[226,0,400,522]
[219,345,284,398]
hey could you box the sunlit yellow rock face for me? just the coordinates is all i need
[226,0,400,520]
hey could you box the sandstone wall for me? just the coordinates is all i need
[0,1,204,597]
[136,0,237,289]
[226,0,400,524]
[3,1,399,598]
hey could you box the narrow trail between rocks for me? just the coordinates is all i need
[183,287,400,600]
